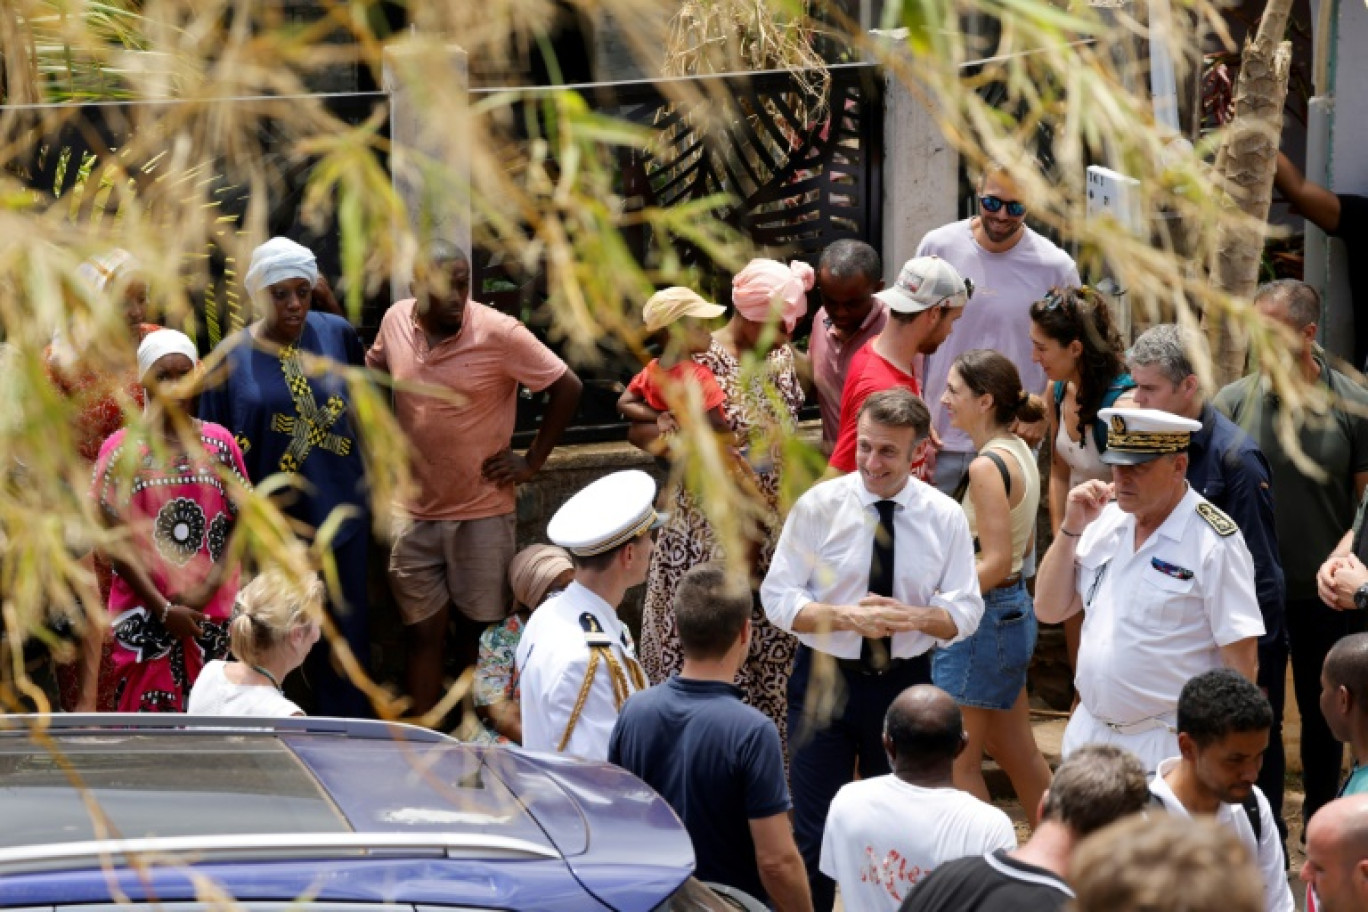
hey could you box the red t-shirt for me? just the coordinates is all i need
[627,359,727,413]
[828,342,929,479]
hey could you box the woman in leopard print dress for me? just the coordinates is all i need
[640,259,810,753]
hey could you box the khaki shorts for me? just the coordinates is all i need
[388,514,516,625]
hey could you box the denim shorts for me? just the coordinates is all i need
[932,579,1037,710]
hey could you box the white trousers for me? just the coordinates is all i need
[1062,702,1179,774]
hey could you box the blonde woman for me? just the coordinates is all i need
[188,569,323,717]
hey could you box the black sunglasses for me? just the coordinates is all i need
[1040,285,1096,313]
[979,195,1027,218]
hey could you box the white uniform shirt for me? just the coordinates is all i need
[1149,758,1294,912]
[761,473,984,658]
[515,581,643,761]
[1072,485,1265,724]
[819,775,1017,911]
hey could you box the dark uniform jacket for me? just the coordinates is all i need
[1185,402,1286,647]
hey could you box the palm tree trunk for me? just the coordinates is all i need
[1205,0,1295,384]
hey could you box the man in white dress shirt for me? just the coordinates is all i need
[1147,669,1294,912]
[516,470,663,760]
[762,387,984,911]
[1036,407,1265,772]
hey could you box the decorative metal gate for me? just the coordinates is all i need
[13,63,886,442]
[474,62,886,440]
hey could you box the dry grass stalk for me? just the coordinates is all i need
[0,0,1348,722]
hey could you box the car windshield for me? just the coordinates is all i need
[0,734,348,847]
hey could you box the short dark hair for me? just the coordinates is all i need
[674,562,750,660]
[1041,744,1150,837]
[1177,668,1273,747]
[858,388,931,439]
[883,685,963,762]
[818,239,881,283]
[1325,633,1368,708]
[569,531,648,573]
[1254,279,1320,330]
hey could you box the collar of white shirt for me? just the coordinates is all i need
[851,473,917,514]
[559,580,620,627]
[1117,483,1197,547]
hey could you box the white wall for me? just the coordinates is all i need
[1330,0,1368,191]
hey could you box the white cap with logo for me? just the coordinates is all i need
[875,255,973,314]
[1098,407,1203,466]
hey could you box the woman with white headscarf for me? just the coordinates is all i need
[44,249,160,712]
[197,237,371,718]
[639,257,810,756]
[90,329,250,712]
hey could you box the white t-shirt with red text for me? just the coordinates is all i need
[820,775,1017,911]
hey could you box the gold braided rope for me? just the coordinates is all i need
[558,649,603,752]
[624,655,647,692]
[1105,431,1191,453]
[557,646,643,753]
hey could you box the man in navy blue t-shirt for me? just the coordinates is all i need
[609,563,812,911]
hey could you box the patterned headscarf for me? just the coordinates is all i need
[731,258,814,332]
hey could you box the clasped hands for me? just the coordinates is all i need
[846,595,932,638]
[1317,552,1368,610]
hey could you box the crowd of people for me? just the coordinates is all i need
[20,157,1368,911]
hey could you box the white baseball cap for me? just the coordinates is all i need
[875,256,973,314]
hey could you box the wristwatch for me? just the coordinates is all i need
[1354,582,1368,611]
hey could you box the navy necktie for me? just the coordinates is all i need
[861,499,897,672]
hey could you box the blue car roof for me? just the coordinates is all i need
[0,717,694,911]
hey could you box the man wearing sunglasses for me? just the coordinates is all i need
[917,163,1080,497]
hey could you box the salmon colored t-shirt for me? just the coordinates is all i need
[366,299,567,520]
[626,359,727,413]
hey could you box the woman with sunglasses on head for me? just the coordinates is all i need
[1029,286,1133,679]
[1029,286,1134,535]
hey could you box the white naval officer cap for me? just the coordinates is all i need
[547,469,667,557]
[1098,406,1203,466]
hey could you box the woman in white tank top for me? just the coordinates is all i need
[188,568,323,717]
[1028,286,1134,679]
[933,349,1053,826]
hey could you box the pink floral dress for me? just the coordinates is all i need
[92,421,250,712]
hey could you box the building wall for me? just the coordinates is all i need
[1329,0,1368,191]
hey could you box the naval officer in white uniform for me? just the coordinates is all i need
[516,469,663,760]
[1035,407,1265,772]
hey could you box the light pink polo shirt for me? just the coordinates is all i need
[810,298,889,447]
[367,299,567,521]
